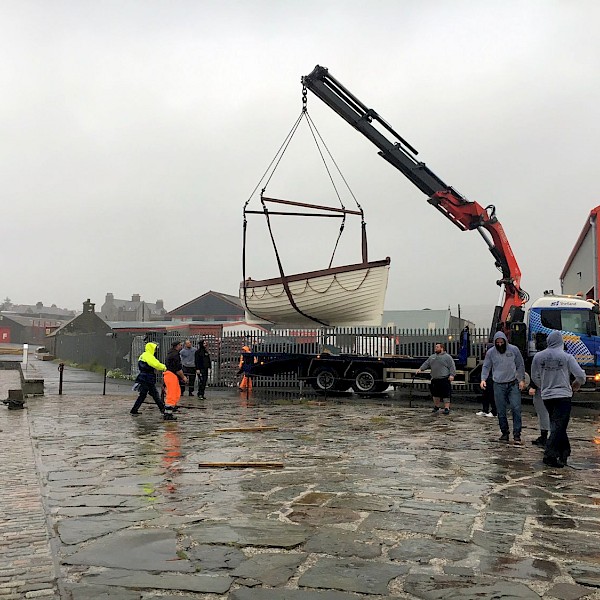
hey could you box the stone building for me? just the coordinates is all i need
[100,293,167,322]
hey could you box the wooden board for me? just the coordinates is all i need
[198,461,283,468]
[214,426,278,433]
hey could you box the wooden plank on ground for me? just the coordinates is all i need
[214,426,278,433]
[198,461,284,469]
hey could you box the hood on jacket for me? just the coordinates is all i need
[546,331,564,348]
[493,331,508,343]
[144,342,158,355]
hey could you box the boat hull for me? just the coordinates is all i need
[240,258,390,327]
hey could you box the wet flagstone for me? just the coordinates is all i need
[298,557,408,594]
[403,574,541,599]
[185,519,312,548]
[478,555,560,580]
[387,538,471,563]
[63,528,195,572]
[568,563,600,588]
[546,582,597,600]
[79,569,233,593]
[304,528,383,558]
[231,553,308,586]
[11,386,600,599]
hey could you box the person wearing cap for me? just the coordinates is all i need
[130,342,166,416]
[163,341,188,420]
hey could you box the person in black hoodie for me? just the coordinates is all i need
[194,339,211,399]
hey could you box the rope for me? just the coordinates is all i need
[260,196,330,327]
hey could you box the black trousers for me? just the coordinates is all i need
[131,382,165,413]
[482,379,497,415]
[197,368,209,396]
[543,397,572,463]
[180,366,196,394]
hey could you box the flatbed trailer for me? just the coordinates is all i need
[242,351,477,394]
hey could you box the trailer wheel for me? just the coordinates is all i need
[352,368,380,394]
[312,367,338,391]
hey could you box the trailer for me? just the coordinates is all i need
[241,350,477,394]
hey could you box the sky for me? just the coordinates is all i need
[2,0,600,327]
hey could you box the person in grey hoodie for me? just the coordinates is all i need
[480,331,526,444]
[531,330,586,468]
[417,342,456,415]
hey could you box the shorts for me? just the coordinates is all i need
[430,377,451,399]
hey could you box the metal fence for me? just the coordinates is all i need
[128,327,491,390]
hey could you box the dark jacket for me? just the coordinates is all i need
[166,348,183,374]
[195,345,211,370]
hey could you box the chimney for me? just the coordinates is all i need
[83,299,95,313]
[105,293,114,303]
[156,299,164,310]
[132,294,141,303]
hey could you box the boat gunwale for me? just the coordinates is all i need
[241,258,391,289]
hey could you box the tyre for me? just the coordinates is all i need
[351,368,381,394]
[311,367,338,392]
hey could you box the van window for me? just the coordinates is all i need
[540,309,595,335]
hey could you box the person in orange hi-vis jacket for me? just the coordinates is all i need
[163,341,188,420]
[239,345,252,391]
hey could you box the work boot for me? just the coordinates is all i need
[499,433,509,442]
[431,406,440,413]
[163,407,177,421]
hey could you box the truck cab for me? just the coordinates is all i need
[527,293,600,374]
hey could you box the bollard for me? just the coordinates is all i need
[58,363,64,395]
[103,369,107,395]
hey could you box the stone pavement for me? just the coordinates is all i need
[1,363,600,600]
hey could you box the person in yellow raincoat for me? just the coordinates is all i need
[131,342,166,415]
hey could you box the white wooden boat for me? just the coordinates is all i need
[240,258,390,327]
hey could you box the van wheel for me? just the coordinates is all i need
[312,367,338,391]
[352,368,380,393]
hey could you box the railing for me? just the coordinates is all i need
[128,327,490,390]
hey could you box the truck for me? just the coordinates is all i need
[241,65,600,393]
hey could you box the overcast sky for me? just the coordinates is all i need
[2,0,599,326]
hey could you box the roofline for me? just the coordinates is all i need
[167,291,243,315]
[560,206,600,280]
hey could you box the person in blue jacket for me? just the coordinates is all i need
[130,342,167,415]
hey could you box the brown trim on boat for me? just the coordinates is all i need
[241,258,391,289]
[262,196,363,216]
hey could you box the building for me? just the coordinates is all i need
[47,299,133,370]
[167,291,245,322]
[1,301,75,320]
[382,309,475,331]
[560,206,600,299]
[0,314,62,344]
[100,293,167,322]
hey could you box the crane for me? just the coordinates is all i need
[301,65,529,338]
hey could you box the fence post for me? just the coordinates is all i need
[58,363,64,395]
